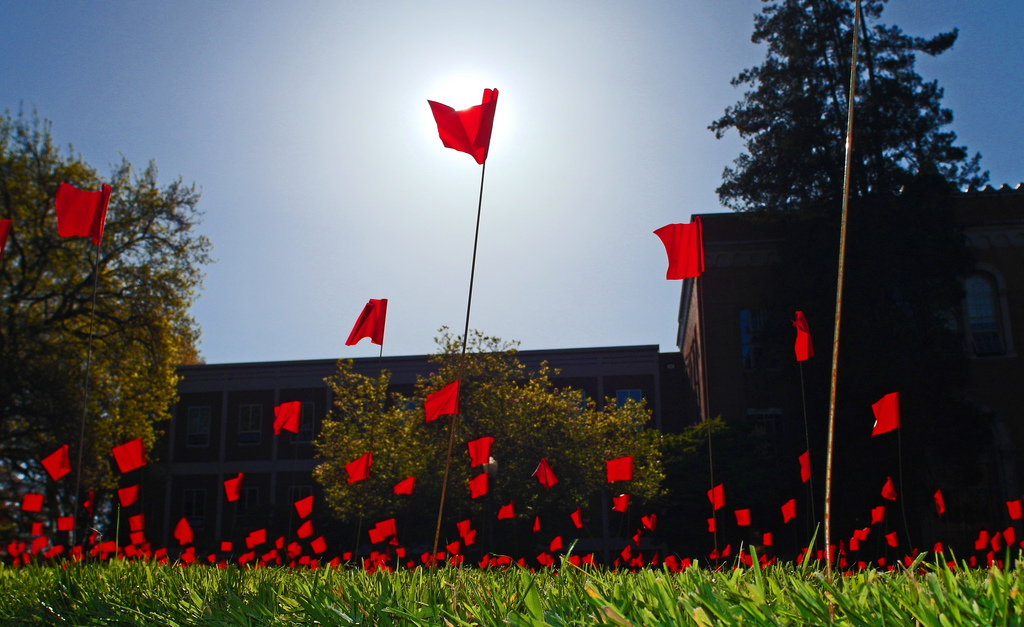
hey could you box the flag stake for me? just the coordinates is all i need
[696,274,719,564]
[799,362,818,542]
[824,0,861,578]
[432,160,488,562]
[71,237,102,547]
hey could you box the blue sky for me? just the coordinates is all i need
[3,1,1021,364]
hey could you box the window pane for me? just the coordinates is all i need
[965,275,1004,355]
[187,406,211,447]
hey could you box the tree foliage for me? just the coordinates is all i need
[0,111,211,534]
[711,0,986,213]
[314,330,663,550]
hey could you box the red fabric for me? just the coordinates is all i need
[21,493,44,512]
[1004,526,1016,545]
[345,299,388,346]
[881,476,897,501]
[654,218,704,280]
[393,476,415,495]
[570,508,583,529]
[57,516,74,531]
[0,219,10,259]
[735,509,751,526]
[532,516,541,533]
[606,456,633,482]
[31,522,44,536]
[799,451,810,483]
[934,489,946,516]
[456,519,473,540]
[427,89,499,165]
[497,501,514,520]
[375,518,397,539]
[129,513,145,532]
[41,444,71,481]
[974,530,989,551]
[532,457,558,489]
[118,484,139,507]
[111,438,147,473]
[871,392,900,437]
[273,401,302,435]
[173,517,193,546]
[54,182,111,245]
[793,311,814,361]
[467,436,493,467]
[853,527,870,541]
[297,520,314,539]
[224,473,243,502]
[781,499,797,523]
[885,531,899,548]
[641,514,657,531]
[549,536,563,552]
[310,536,327,554]
[425,380,460,422]
[246,529,267,549]
[871,505,886,524]
[1007,499,1023,520]
[763,532,773,546]
[221,541,233,552]
[345,452,372,483]
[612,494,630,513]
[83,490,95,516]
[294,495,313,518]
[469,472,488,498]
[707,483,725,511]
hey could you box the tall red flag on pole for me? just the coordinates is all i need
[111,439,147,473]
[793,311,814,361]
[871,392,900,437]
[54,182,111,246]
[41,444,71,481]
[424,380,460,422]
[428,89,499,165]
[273,401,302,435]
[654,217,704,280]
[345,299,388,346]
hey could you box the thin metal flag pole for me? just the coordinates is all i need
[432,160,488,561]
[71,238,102,547]
[696,274,719,564]
[799,362,818,541]
[824,0,861,577]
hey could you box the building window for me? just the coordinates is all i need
[186,406,211,447]
[740,308,767,369]
[616,389,643,406]
[747,408,782,435]
[291,402,316,444]
[183,489,205,528]
[234,487,259,522]
[238,404,263,445]
[965,274,1005,356]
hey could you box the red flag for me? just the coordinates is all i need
[273,401,301,435]
[570,508,583,529]
[763,532,773,546]
[111,438,146,473]
[799,451,810,483]
[612,494,630,513]
[532,516,541,533]
[54,182,111,245]
[345,299,388,346]
[221,541,232,552]
[735,509,751,526]
[83,490,95,516]
[467,436,493,467]
[0,219,10,259]
[606,456,634,483]
[871,505,886,524]
[425,380,460,422]
[974,530,989,551]
[173,517,193,546]
[871,392,900,437]
[497,501,514,520]
[41,444,71,481]
[532,458,558,490]
[549,536,563,552]
[654,217,704,280]
[345,453,372,483]
[781,499,797,523]
[393,476,415,495]
[427,89,499,165]
[469,472,488,498]
[297,520,314,539]
[641,514,657,531]
[246,529,267,549]
[885,531,899,548]
[1007,500,1023,520]
[294,495,313,518]
[707,484,725,511]
[934,489,945,516]
[57,516,74,531]
[129,513,145,532]
[21,493,44,512]
[224,473,243,502]
[793,311,814,361]
[881,477,897,501]
[118,485,139,507]
[310,536,327,554]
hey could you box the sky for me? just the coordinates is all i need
[3,1,1021,364]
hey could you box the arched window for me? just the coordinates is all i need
[965,274,1005,356]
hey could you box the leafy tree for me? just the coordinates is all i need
[0,111,211,537]
[710,0,992,543]
[314,330,663,554]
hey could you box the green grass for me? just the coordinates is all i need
[1,551,1022,626]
